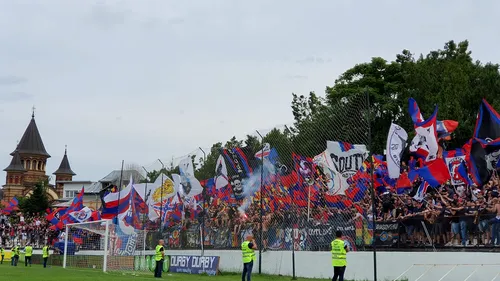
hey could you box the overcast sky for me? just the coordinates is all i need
[1,1,499,183]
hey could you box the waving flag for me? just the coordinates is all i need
[214,155,229,190]
[409,100,439,162]
[413,181,429,201]
[101,179,132,219]
[473,99,500,142]
[417,158,450,187]
[139,173,177,221]
[386,123,408,178]
[293,153,315,185]
[409,97,458,140]
[1,197,19,214]
[220,146,257,199]
[176,157,203,198]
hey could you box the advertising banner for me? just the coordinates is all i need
[169,255,220,276]
[373,222,399,246]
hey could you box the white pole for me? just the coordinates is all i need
[307,184,311,221]
[63,224,69,269]
[103,220,109,272]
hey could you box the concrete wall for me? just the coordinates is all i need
[161,250,500,281]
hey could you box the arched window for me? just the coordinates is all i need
[27,160,31,170]
[37,161,41,170]
[21,160,25,169]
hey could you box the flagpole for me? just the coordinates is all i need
[365,89,378,281]
[142,166,150,230]
[158,159,165,232]
[256,130,264,275]
[307,184,311,221]
[116,160,125,219]
[199,147,206,257]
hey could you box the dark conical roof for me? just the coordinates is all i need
[4,149,27,172]
[53,148,76,176]
[11,114,50,157]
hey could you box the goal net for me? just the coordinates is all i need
[63,219,152,273]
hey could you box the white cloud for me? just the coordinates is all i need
[0,0,499,182]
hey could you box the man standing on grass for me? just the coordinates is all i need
[1,245,4,264]
[24,243,33,267]
[12,244,20,266]
[331,230,349,281]
[241,235,257,281]
[42,243,50,268]
[154,239,165,278]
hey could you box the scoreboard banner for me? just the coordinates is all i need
[169,255,220,276]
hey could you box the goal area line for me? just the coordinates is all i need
[394,263,500,281]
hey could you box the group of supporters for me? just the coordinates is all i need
[374,176,500,247]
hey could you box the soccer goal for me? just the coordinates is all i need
[63,219,152,273]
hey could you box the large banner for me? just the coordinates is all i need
[325,141,368,195]
[445,155,467,185]
[373,222,399,246]
[169,255,220,276]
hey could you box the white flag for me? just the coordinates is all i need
[386,123,408,179]
[176,157,203,198]
[214,154,229,189]
[68,207,93,223]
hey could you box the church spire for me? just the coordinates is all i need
[4,148,26,172]
[11,111,50,157]
[53,146,76,176]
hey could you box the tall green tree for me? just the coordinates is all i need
[291,40,500,155]
[20,181,50,215]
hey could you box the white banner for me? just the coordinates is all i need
[386,123,408,179]
[445,155,467,186]
[324,141,368,195]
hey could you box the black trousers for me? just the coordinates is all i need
[43,257,48,268]
[1,255,3,264]
[25,256,32,266]
[332,266,346,281]
[154,259,163,278]
[242,261,253,281]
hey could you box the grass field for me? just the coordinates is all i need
[0,263,382,281]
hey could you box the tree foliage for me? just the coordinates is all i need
[149,40,500,180]
[19,181,50,216]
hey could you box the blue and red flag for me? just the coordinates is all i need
[1,197,19,214]
[417,159,451,187]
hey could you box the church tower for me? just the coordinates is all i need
[53,147,76,198]
[2,111,53,200]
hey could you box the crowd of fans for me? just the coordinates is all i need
[0,213,59,249]
[2,177,500,251]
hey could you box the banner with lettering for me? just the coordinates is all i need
[169,255,220,276]
[325,141,369,195]
[373,222,399,246]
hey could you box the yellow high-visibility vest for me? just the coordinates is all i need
[331,239,347,267]
[241,241,255,263]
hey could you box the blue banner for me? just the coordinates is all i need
[169,255,220,276]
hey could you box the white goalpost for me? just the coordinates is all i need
[63,219,151,274]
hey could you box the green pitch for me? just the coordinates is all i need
[0,263,383,281]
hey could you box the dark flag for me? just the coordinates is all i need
[220,147,257,199]
[468,99,500,185]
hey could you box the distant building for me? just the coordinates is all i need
[2,112,76,201]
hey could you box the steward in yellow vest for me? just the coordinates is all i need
[331,230,349,281]
[24,244,33,267]
[42,244,50,268]
[154,239,165,278]
[241,235,257,281]
[0,246,4,264]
